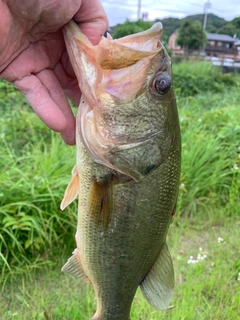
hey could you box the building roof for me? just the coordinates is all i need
[234,40,240,46]
[207,33,237,43]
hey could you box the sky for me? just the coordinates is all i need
[101,0,240,27]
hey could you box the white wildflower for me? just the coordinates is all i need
[197,252,207,261]
[188,248,207,264]
[218,237,224,243]
[188,256,199,264]
[232,163,239,171]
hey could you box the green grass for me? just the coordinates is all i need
[0,62,240,319]
[1,210,239,319]
[0,91,77,278]
[177,89,240,216]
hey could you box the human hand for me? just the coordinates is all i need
[0,0,108,145]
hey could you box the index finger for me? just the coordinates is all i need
[13,70,76,145]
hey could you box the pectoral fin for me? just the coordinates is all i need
[88,176,113,231]
[140,243,175,311]
[61,248,90,282]
[60,165,79,210]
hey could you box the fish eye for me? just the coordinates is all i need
[153,73,171,95]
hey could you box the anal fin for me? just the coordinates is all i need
[61,248,90,282]
[140,243,175,311]
[60,165,79,210]
[88,175,113,231]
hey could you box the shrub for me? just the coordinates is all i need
[172,61,238,97]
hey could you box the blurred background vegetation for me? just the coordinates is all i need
[112,14,240,42]
[0,58,239,318]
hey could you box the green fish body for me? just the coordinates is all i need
[61,21,181,320]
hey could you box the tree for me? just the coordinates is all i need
[231,16,240,37]
[183,13,226,31]
[112,19,153,39]
[155,17,181,39]
[217,23,237,37]
[176,20,207,51]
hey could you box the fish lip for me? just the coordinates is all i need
[113,22,163,47]
[63,20,163,73]
[96,23,163,70]
[63,20,94,49]
[64,20,163,50]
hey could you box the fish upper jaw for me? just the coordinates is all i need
[63,20,163,108]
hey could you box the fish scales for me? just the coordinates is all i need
[61,21,181,320]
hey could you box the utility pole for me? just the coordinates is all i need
[201,0,212,52]
[137,0,142,20]
[203,0,212,30]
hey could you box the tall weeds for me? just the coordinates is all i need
[0,93,77,277]
[0,63,239,278]
[177,81,240,216]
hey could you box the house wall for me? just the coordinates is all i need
[205,40,237,58]
[167,31,184,54]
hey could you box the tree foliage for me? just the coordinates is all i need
[232,16,240,29]
[111,14,239,44]
[184,13,226,32]
[217,23,237,37]
[157,13,227,39]
[218,17,240,37]
[176,20,207,50]
[112,19,153,39]
[155,17,181,40]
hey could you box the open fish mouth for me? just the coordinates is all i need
[64,21,163,70]
[63,21,172,181]
[63,21,165,107]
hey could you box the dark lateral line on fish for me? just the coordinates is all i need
[88,175,113,231]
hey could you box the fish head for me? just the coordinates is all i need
[63,22,179,181]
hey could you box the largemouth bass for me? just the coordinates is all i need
[61,21,181,320]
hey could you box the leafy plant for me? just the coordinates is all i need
[177,86,240,215]
[0,64,240,280]
[112,19,153,39]
[172,61,238,98]
[0,96,77,277]
[176,20,207,50]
